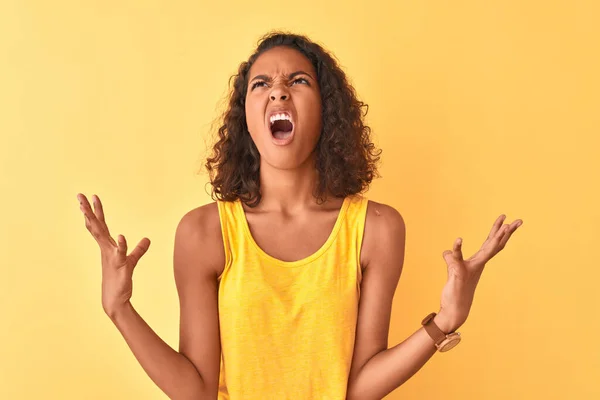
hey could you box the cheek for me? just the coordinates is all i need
[305,97,323,131]
[244,98,262,133]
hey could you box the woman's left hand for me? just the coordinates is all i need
[436,214,523,332]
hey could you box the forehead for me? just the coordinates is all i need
[248,46,316,78]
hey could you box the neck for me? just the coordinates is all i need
[256,155,331,213]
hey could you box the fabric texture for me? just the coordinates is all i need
[216,194,369,400]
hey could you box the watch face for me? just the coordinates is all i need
[439,335,461,352]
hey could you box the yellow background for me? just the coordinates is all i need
[1,0,598,399]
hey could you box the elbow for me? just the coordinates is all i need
[346,392,362,400]
[346,382,378,400]
[346,391,374,400]
[172,390,214,400]
[346,382,360,400]
[170,378,217,400]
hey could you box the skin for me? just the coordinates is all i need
[244,45,328,214]
[346,214,522,400]
[76,44,524,399]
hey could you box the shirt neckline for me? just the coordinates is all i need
[235,196,351,267]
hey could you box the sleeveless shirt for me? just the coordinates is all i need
[215,194,369,400]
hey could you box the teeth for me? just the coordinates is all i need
[269,113,292,125]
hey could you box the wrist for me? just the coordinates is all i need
[433,312,461,334]
[105,301,133,323]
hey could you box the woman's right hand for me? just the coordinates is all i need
[77,193,151,319]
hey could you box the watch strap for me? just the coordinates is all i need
[421,312,447,345]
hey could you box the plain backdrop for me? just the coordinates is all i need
[1,0,598,399]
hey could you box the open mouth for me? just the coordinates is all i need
[269,112,294,139]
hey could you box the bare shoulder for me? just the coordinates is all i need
[347,199,406,397]
[173,201,224,397]
[175,201,225,278]
[361,199,406,270]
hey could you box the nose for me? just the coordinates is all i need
[269,84,289,101]
[270,93,287,101]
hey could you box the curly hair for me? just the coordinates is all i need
[202,31,382,207]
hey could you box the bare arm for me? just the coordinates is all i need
[347,202,522,400]
[174,204,223,398]
[78,193,219,399]
[346,203,454,400]
[109,303,207,399]
[109,205,222,399]
[346,313,451,400]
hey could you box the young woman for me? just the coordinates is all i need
[77,32,523,400]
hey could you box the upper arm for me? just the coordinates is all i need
[173,203,223,397]
[348,201,406,390]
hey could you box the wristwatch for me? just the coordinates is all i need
[421,312,461,352]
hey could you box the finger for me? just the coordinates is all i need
[482,224,504,256]
[92,194,106,223]
[82,211,91,228]
[78,193,99,228]
[498,229,510,249]
[494,224,510,241]
[128,238,151,267]
[91,194,112,237]
[442,250,452,262]
[78,193,112,247]
[117,234,127,257]
[487,214,506,240]
[454,237,464,261]
[442,250,452,278]
[498,220,522,249]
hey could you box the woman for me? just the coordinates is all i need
[77,31,523,399]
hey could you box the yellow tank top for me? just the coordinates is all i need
[215,194,368,399]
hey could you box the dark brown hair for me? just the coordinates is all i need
[203,31,382,207]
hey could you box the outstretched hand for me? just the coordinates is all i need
[436,214,523,332]
[77,193,151,318]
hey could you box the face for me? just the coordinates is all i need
[245,46,322,170]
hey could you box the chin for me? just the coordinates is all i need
[264,149,317,171]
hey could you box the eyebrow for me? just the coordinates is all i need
[250,70,314,82]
